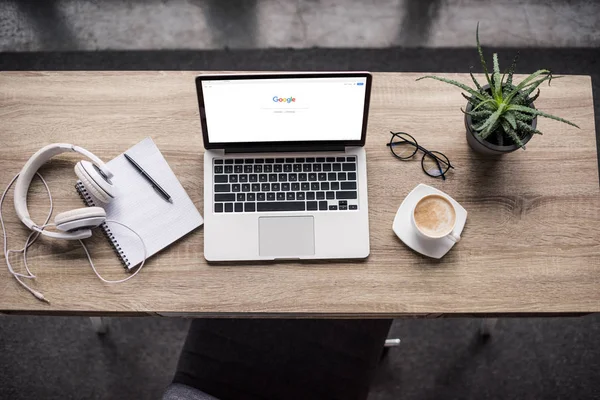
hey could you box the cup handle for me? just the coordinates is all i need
[447,230,461,243]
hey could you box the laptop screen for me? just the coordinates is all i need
[199,75,369,145]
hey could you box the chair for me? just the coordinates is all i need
[167,318,393,400]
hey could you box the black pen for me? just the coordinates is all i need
[123,153,173,203]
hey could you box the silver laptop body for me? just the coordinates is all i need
[196,72,372,261]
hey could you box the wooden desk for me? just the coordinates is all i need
[0,72,598,316]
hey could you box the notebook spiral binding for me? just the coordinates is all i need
[75,182,131,269]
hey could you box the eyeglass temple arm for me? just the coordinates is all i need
[431,154,446,181]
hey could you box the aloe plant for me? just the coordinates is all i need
[417,23,579,149]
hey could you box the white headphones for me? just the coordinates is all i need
[14,143,115,240]
[2,143,147,303]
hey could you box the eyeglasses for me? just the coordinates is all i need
[386,131,454,180]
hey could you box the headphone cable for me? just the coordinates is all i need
[1,172,147,303]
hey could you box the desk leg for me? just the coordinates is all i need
[479,318,498,339]
[90,317,108,335]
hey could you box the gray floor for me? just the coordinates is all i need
[2,315,600,400]
[2,1,600,399]
[372,316,600,400]
[1,0,599,51]
[0,316,190,400]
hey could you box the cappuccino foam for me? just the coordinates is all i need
[414,195,456,237]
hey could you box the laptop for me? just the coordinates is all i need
[196,72,372,261]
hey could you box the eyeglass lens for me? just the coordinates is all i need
[422,151,451,177]
[389,133,418,159]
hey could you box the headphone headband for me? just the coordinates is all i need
[14,144,112,238]
[71,145,113,179]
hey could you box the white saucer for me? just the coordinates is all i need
[392,184,467,259]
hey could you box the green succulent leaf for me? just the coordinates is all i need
[492,53,500,76]
[517,120,543,135]
[492,53,502,100]
[477,103,506,139]
[462,92,493,108]
[472,98,497,112]
[504,111,517,130]
[524,76,562,98]
[513,110,535,123]
[511,77,548,105]
[476,22,492,88]
[506,52,519,87]
[472,121,487,131]
[505,70,551,103]
[508,104,580,128]
[512,76,552,105]
[525,76,551,93]
[501,121,525,149]
[514,112,536,122]
[462,108,493,119]
[416,76,488,102]
[528,89,541,104]
[502,83,516,99]
[481,119,502,140]
[469,68,484,93]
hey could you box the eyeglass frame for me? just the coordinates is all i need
[386,131,454,180]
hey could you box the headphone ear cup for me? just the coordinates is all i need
[54,207,106,232]
[75,161,114,204]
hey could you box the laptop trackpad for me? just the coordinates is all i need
[259,216,315,257]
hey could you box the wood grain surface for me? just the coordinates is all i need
[0,71,598,316]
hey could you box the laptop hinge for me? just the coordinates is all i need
[224,145,345,154]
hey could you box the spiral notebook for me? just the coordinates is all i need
[76,137,203,269]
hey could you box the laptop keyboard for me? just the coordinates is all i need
[213,157,359,213]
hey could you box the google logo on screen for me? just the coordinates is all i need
[272,96,296,103]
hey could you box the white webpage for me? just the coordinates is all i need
[202,77,367,143]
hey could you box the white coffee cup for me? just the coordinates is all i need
[412,194,461,242]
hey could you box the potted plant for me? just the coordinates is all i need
[417,24,579,155]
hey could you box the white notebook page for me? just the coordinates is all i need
[90,137,203,268]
